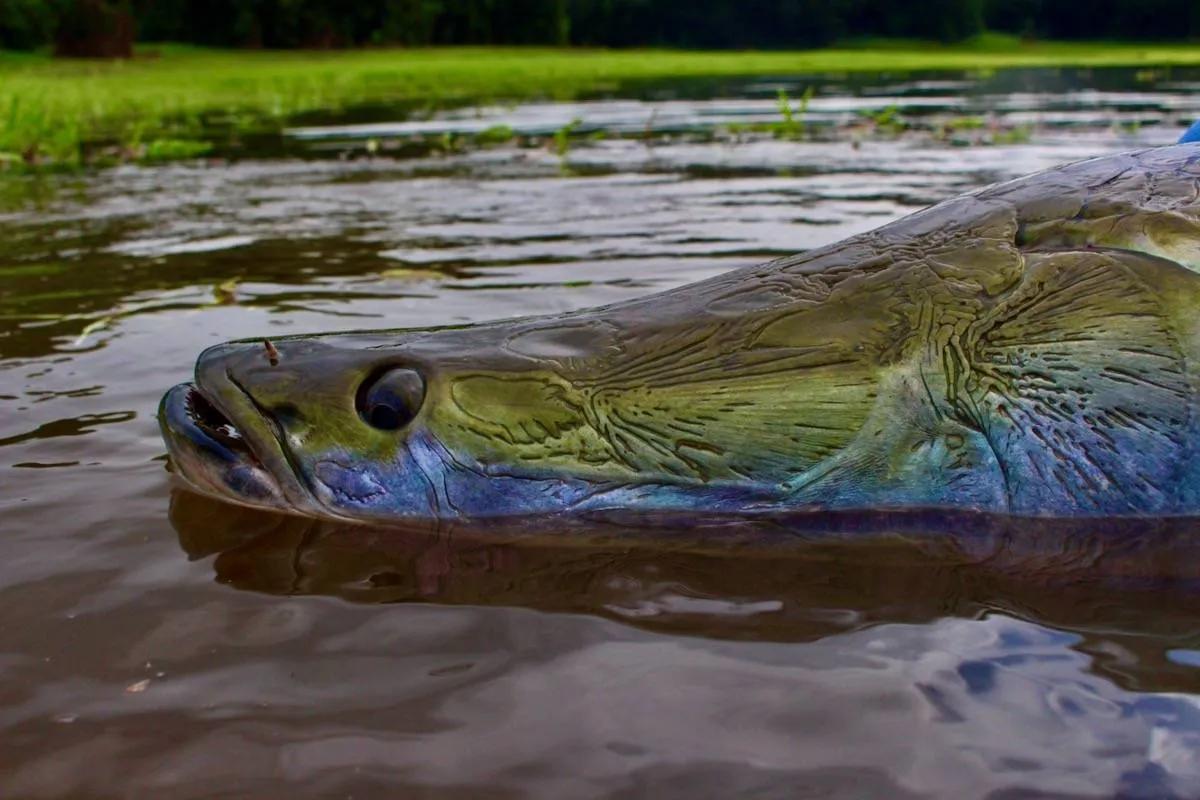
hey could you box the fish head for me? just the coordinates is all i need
[159,320,561,520]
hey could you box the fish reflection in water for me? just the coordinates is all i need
[171,489,1200,694]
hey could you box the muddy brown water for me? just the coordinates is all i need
[3,70,1200,798]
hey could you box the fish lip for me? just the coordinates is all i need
[158,379,324,516]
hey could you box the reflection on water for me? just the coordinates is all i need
[171,491,1200,692]
[2,68,1200,798]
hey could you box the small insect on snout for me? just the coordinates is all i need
[263,339,280,366]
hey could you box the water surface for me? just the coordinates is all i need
[2,68,1200,798]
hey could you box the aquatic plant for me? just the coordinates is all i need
[864,104,907,135]
[475,124,515,145]
[992,124,1033,144]
[553,117,584,158]
[774,86,814,140]
[935,114,987,144]
[943,115,986,132]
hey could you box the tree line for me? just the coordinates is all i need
[2,0,1198,56]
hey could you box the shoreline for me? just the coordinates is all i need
[3,37,1199,168]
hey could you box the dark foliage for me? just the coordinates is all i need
[54,0,134,57]
[0,0,56,49]
[985,0,1200,40]
[131,0,570,48]
[0,0,1195,55]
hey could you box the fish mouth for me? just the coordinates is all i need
[158,381,319,515]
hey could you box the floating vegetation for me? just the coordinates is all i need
[774,87,814,140]
[212,278,239,305]
[553,117,584,158]
[863,104,907,136]
[475,124,515,145]
[942,115,986,132]
[434,131,462,155]
[991,123,1034,145]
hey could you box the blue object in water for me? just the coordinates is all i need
[1178,119,1200,143]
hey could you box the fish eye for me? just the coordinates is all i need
[356,367,425,431]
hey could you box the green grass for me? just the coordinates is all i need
[3,35,1200,167]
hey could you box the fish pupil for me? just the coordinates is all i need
[368,403,402,430]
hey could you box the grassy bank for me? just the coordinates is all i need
[3,35,1200,167]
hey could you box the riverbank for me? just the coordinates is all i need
[4,36,1200,167]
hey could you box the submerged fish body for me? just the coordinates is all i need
[168,488,1200,693]
[161,145,1200,521]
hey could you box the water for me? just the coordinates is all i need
[3,68,1200,798]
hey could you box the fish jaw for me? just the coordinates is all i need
[158,382,296,512]
[159,343,334,517]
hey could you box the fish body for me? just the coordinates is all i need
[160,145,1200,522]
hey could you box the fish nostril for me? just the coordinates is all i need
[356,367,425,431]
